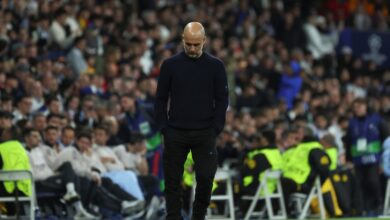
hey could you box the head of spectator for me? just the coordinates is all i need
[128,133,147,154]
[54,8,68,26]
[75,132,92,153]
[46,96,63,115]
[0,110,13,130]
[61,126,75,147]
[42,73,60,95]
[120,94,136,114]
[352,97,368,117]
[95,100,108,121]
[0,128,17,143]
[43,125,60,147]
[0,95,13,113]
[32,113,47,133]
[320,133,337,149]
[3,75,19,95]
[314,113,329,131]
[259,129,276,147]
[15,95,33,116]
[73,35,87,50]
[23,128,42,150]
[47,113,66,129]
[280,128,299,150]
[65,95,80,117]
[93,125,109,146]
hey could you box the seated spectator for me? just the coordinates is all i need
[281,127,330,215]
[58,132,144,215]
[114,133,161,201]
[240,130,282,196]
[23,128,95,218]
[58,126,75,149]
[92,125,145,201]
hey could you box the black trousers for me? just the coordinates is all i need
[281,177,312,215]
[138,174,159,202]
[36,162,77,195]
[354,164,382,213]
[163,127,218,220]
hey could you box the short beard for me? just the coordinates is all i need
[185,51,202,58]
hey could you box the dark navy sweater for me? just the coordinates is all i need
[154,51,229,134]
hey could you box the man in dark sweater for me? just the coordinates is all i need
[154,22,229,220]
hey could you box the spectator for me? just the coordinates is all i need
[345,98,389,215]
[66,36,88,76]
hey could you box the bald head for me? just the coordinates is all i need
[183,22,205,38]
[182,22,206,58]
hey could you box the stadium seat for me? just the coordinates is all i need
[290,177,325,220]
[242,169,287,220]
[207,169,235,220]
[0,170,36,219]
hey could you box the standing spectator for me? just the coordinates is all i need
[66,36,88,76]
[49,8,80,49]
[345,98,389,215]
[23,128,96,219]
[118,94,153,143]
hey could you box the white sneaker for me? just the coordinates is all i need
[74,206,98,220]
[63,191,79,203]
[146,196,160,220]
[121,200,145,214]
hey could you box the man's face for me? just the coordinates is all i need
[0,117,12,129]
[44,129,59,145]
[93,129,108,146]
[26,131,41,149]
[353,102,367,117]
[76,137,91,152]
[61,129,75,146]
[33,116,47,131]
[18,97,32,115]
[183,34,205,58]
[120,96,135,112]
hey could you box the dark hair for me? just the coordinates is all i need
[93,124,109,134]
[44,125,59,133]
[353,97,366,105]
[129,133,145,144]
[23,128,39,137]
[47,113,65,121]
[54,8,67,18]
[76,132,92,141]
[261,129,276,146]
[62,126,75,133]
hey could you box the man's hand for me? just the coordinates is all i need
[92,173,102,185]
[101,156,115,164]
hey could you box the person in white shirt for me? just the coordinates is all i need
[92,125,145,200]
[59,132,144,215]
[49,8,80,49]
[58,126,76,150]
[114,135,149,175]
[23,128,95,219]
[113,133,161,202]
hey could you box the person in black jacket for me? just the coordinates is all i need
[154,21,229,220]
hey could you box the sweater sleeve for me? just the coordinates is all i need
[213,61,229,134]
[241,154,271,177]
[309,148,330,180]
[154,61,171,132]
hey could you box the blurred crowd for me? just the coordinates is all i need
[0,0,389,217]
